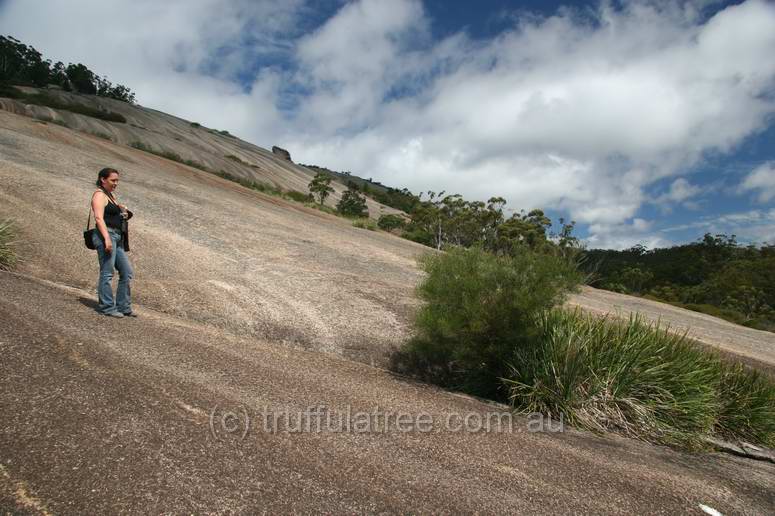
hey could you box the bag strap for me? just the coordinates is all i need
[99,186,118,205]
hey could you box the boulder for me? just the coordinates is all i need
[272,145,292,162]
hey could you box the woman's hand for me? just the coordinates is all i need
[104,238,113,254]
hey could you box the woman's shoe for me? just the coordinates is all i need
[103,312,124,318]
[121,311,138,318]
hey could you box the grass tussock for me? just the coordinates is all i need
[505,310,775,448]
[715,362,775,445]
[0,219,19,271]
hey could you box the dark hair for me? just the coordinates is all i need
[95,167,119,187]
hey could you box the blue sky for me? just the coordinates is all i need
[1,0,773,248]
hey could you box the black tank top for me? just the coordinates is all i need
[100,190,123,229]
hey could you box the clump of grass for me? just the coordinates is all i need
[190,122,201,128]
[0,219,19,271]
[352,218,377,230]
[714,362,775,446]
[504,310,775,448]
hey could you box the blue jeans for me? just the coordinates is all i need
[93,227,133,314]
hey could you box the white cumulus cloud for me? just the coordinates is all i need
[2,0,775,248]
[739,161,775,203]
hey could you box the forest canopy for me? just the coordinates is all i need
[582,234,775,332]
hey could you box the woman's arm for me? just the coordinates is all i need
[91,191,113,254]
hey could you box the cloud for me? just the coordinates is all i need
[2,0,775,248]
[281,0,775,240]
[739,161,775,203]
[662,208,775,244]
[0,0,305,136]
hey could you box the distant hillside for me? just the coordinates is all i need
[0,84,403,220]
[300,163,419,214]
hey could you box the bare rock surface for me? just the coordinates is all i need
[1,105,775,513]
[1,272,773,514]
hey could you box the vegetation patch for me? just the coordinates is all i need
[17,91,127,122]
[209,128,235,138]
[377,214,407,231]
[130,141,209,171]
[392,246,582,400]
[506,310,775,448]
[393,245,775,450]
[337,184,369,218]
[0,219,18,270]
[89,130,112,141]
[584,235,775,332]
[352,218,377,231]
[285,190,313,203]
[214,170,283,196]
[0,82,24,98]
[225,154,251,166]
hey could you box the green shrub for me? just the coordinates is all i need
[504,310,775,448]
[377,214,407,231]
[401,227,434,247]
[190,122,201,128]
[0,219,18,270]
[392,246,582,399]
[352,219,377,231]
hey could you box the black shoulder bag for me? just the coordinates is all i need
[83,208,97,250]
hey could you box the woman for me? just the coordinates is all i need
[91,167,135,318]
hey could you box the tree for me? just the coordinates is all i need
[65,63,97,94]
[308,172,334,205]
[337,184,369,217]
